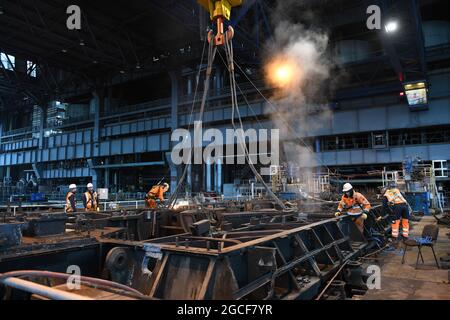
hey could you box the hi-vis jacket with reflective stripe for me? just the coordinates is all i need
[147,185,165,202]
[383,188,407,205]
[65,191,76,213]
[338,192,371,214]
[83,191,98,211]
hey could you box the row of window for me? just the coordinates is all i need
[322,133,370,151]
[0,52,36,77]
[319,126,450,151]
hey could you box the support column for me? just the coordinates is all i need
[168,71,180,192]
[0,117,2,180]
[315,137,321,175]
[187,75,193,96]
[38,105,47,149]
[104,158,110,189]
[114,172,118,191]
[206,157,212,192]
[87,159,98,189]
[5,166,11,185]
[187,164,192,195]
[0,115,3,145]
[92,92,100,144]
[8,112,13,131]
[166,152,178,195]
[88,91,101,190]
[105,86,112,114]
[215,158,222,193]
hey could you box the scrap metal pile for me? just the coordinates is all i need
[0,199,391,300]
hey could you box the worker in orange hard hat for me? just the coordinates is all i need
[145,182,169,209]
[335,183,371,233]
[83,183,99,212]
[382,182,410,241]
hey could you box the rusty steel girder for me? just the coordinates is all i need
[101,206,390,300]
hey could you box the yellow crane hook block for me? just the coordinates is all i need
[198,0,242,21]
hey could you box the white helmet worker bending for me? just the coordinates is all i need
[335,182,371,233]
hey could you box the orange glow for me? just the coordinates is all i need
[264,55,301,91]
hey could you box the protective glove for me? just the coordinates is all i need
[335,211,342,217]
[361,213,368,220]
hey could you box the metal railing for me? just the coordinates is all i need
[100,200,146,210]
[2,126,39,138]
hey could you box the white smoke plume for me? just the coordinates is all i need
[263,4,335,191]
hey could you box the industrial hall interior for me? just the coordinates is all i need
[0,0,450,302]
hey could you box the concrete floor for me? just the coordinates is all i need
[357,216,450,300]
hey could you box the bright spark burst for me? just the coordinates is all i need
[264,56,302,91]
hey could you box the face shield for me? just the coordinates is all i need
[344,189,354,198]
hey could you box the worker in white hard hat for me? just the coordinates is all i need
[335,183,371,233]
[65,184,77,213]
[82,183,99,212]
[145,182,169,209]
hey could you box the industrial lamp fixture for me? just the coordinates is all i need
[402,80,428,110]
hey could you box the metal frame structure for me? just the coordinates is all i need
[99,206,389,300]
[0,0,449,196]
[0,202,391,300]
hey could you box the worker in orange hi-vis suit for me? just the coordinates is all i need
[65,184,78,213]
[83,183,99,212]
[145,183,169,209]
[335,183,371,233]
[382,182,410,241]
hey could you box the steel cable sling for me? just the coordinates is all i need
[168,33,288,211]
[167,40,217,209]
[223,34,288,211]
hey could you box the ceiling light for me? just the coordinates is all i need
[402,80,428,109]
[61,49,67,53]
[136,64,141,69]
[385,21,398,33]
[93,60,98,64]
[79,39,85,46]
[120,70,125,74]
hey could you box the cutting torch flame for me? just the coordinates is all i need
[264,56,301,91]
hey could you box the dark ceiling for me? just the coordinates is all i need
[0,0,206,72]
[0,0,275,107]
[0,0,447,110]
